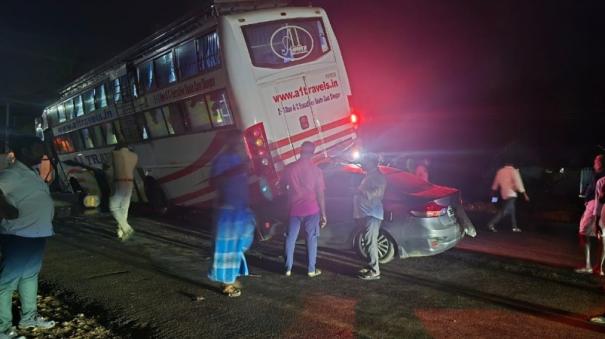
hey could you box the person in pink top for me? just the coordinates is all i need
[282,141,327,278]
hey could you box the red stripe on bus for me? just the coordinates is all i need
[269,117,350,150]
[278,128,355,162]
[170,185,215,205]
[157,133,224,185]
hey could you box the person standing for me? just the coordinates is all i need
[355,154,387,280]
[207,130,255,298]
[109,145,138,241]
[283,141,326,278]
[575,154,604,274]
[594,175,605,275]
[486,161,530,232]
[0,135,56,339]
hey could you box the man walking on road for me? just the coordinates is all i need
[109,145,138,241]
[355,154,387,280]
[208,130,255,298]
[283,141,326,278]
[487,161,530,232]
[0,135,56,339]
[575,154,604,274]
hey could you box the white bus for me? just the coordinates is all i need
[42,0,359,211]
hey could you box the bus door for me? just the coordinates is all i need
[263,76,320,165]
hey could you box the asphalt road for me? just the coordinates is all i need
[39,211,605,338]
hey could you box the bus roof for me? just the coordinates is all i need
[57,0,291,101]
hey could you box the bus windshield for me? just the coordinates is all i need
[242,18,331,69]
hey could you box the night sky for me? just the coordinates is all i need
[1,0,603,162]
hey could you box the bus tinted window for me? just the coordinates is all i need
[162,104,187,135]
[71,131,84,151]
[144,108,170,138]
[74,95,84,117]
[83,90,96,113]
[113,78,122,103]
[243,19,331,69]
[206,90,233,127]
[182,95,212,131]
[129,73,139,98]
[155,52,177,88]
[176,40,198,79]
[64,99,74,120]
[118,116,142,144]
[54,136,75,154]
[138,61,155,93]
[135,114,150,140]
[103,122,119,145]
[198,32,221,71]
[57,103,66,123]
[81,128,95,149]
[92,125,105,147]
[46,107,58,127]
[95,84,108,108]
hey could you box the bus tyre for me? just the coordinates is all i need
[144,176,168,215]
[355,229,396,264]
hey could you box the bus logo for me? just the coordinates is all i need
[270,25,314,62]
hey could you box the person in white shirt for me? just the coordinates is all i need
[0,135,56,339]
[486,162,530,232]
[109,145,138,241]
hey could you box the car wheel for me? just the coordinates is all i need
[356,230,396,264]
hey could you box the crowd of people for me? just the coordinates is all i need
[1,132,605,336]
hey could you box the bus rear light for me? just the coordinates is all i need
[244,122,277,180]
[410,201,447,218]
[350,113,358,124]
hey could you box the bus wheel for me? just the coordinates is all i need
[144,176,168,215]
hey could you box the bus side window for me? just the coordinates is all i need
[71,131,84,151]
[74,95,85,117]
[135,114,150,140]
[95,84,108,109]
[81,128,95,149]
[181,95,212,131]
[176,39,199,80]
[83,90,96,114]
[198,31,221,72]
[117,116,142,144]
[57,103,66,123]
[103,122,119,145]
[54,136,75,154]
[144,108,170,138]
[162,104,187,135]
[64,99,74,121]
[113,120,126,143]
[92,125,105,148]
[154,52,177,88]
[137,60,155,94]
[206,90,233,127]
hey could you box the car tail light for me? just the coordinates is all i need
[410,201,448,217]
[244,123,278,195]
[350,113,358,124]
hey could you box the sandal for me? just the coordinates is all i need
[222,285,242,298]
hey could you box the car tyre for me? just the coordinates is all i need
[355,230,396,264]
